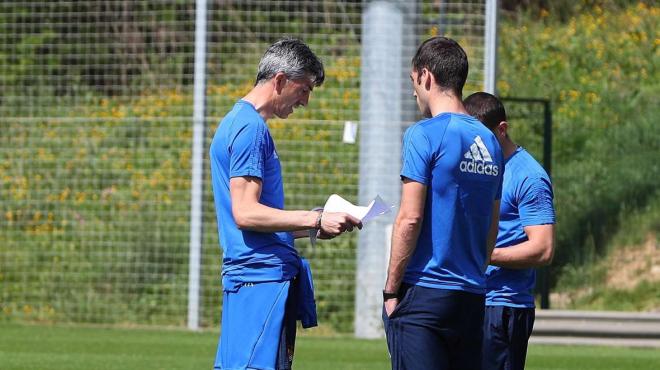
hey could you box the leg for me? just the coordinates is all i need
[384,285,455,370]
[214,280,291,370]
[277,278,298,370]
[504,308,535,370]
[444,291,485,370]
[482,305,508,370]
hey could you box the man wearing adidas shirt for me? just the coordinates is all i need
[464,92,556,370]
[383,37,504,370]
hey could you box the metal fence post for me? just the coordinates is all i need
[355,0,417,339]
[188,0,207,331]
[484,0,499,94]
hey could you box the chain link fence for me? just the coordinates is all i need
[1,0,493,332]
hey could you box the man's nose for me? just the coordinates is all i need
[300,92,310,107]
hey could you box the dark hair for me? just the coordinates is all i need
[411,37,468,96]
[463,92,507,130]
[255,37,325,86]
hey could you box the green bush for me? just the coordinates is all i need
[498,2,659,285]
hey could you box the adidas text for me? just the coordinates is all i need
[459,160,499,176]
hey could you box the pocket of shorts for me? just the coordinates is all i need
[388,285,415,319]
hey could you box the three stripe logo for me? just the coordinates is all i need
[459,136,499,176]
[463,136,493,162]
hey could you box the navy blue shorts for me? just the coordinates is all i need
[382,284,485,370]
[482,305,535,370]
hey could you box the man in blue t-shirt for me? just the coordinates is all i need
[383,37,504,370]
[464,92,556,370]
[209,38,361,370]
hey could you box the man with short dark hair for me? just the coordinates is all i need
[383,37,504,370]
[210,38,362,370]
[464,92,556,370]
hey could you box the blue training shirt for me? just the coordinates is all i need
[401,113,504,294]
[485,147,555,307]
[210,100,299,290]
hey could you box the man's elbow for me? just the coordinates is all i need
[232,208,254,230]
[395,213,423,230]
[537,243,554,266]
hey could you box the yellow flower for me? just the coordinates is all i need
[75,192,86,204]
[59,188,70,202]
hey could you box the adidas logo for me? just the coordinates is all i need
[459,136,500,176]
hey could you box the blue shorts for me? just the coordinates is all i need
[383,284,485,370]
[214,280,297,370]
[482,305,535,370]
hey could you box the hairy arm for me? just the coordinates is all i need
[230,176,361,235]
[484,200,501,269]
[384,179,426,315]
[489,224,554,268]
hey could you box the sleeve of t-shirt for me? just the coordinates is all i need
[518,176,556,226]
[400,125,432,185]
[228,120,267,179]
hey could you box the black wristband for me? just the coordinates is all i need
[383,290,398,301]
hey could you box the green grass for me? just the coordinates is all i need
[2,324,659,370]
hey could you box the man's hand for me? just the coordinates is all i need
[319,212,362,236]
[316,229,334,240]
[384,298,399,317]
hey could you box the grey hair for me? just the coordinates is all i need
[255,38,325,86]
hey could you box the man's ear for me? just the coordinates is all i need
[496,121,508,137]
[423,68,433,90]
[274,72,287,93]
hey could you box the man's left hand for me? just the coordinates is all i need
[384,298,399,317]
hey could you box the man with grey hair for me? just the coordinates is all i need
[210,38,361,369]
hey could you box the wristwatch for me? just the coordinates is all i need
[382,290,398,301]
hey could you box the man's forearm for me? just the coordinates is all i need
[490,224,554,269]
[485,201,500,267]
[234,202,319,232]
[490,241,552,268]
[490,243,547,268]
[384,218,421,293]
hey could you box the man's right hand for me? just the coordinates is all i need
[320,212,362,237]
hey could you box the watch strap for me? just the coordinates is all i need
[383,290,398,301]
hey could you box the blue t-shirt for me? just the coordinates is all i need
[485,147,555,307]
[401,113,504,294]
[209,100,298,289]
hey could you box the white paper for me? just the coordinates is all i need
[323,194,391,223]
[342,121,357,144]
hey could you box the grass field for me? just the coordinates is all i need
[1,324,658,370]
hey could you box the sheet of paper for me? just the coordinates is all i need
[361,195,392,223]
[323,194,391,223]
[342,121,357,144]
